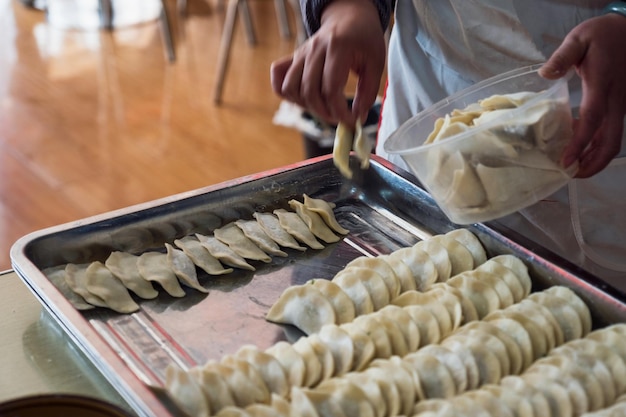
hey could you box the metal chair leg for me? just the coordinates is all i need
[287,0,307,45]
[213,0,239,104]
[99,0,114,30]
[239,0,256,45]
[160,0,176,62]
[274,0,291,38]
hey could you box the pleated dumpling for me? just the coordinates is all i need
[333,122,354,179]
[308,278,356,325]
[288,199,340,244]
[302,194,349,235]
[234,219,288,257]
[137,251,186,298]
[274,209,324,250]
[165,365,211,417]
[105,251,159,299]
[253,212,307,252]
[174,236,234,275]
[265,283,336,335]
[44,264,94,310]
[84,261,140,313]
[64,263,108,308]
[352,118,371,169]
[430,234,474,277]
[345,256,401,300]
[195,233,255,271]
[214,222,272,263]
[165,243,209,294]
[445,228,487,266]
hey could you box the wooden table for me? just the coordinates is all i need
[0,270,133,414]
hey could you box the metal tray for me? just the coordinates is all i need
[11,155,626,417]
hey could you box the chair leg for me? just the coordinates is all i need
[287,0,307,45]
[160,0,176,62]
[177,0,187,16]
[274,0,291,38]
[239,0,256,45]
[213,0,239,104]
[99,0,114,30]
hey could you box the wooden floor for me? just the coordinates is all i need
[0,0,326,270]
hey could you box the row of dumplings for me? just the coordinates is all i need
[163,254,540,416]
[266,229,530,335]
[287,286,590,417]
[413,323,626,417]
[42,194,349,313]
[165,283,593,417]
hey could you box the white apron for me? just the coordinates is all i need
[376,0,626,285]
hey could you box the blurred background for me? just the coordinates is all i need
[0,0,333,270]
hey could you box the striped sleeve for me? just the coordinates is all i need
[300,0,392,35]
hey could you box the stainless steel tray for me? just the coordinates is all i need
[11,155,626,417]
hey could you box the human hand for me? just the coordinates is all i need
[270,0,387,127]
[540,13,626,178]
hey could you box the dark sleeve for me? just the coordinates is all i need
[300,0,392,35]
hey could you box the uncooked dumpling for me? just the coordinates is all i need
[44,265,94,310]
[376,254,417,292]
[387,245,438,291]
[195,233,255,271]
[234,219,288,257]
[266,284,336,335]
[476,163,567,205]
[430,235,474,277]
[232,344,290,397]
[288,199,340,244]
[137,251,186,298]
[333,122,353,179]
[415,238,452,283]
[165,365,211,417]
[105,251,159,299]
[445,229,487,266]
[345,256,401,299]
[302,194,349,235]
[317,324,355,376]
[352,118,371,169]
[174,236,234,275]
[274,209,324,250]
[214,222,272,263]
[334,266,390,311]
[308,278,356,325]
[479,91,536,109]
[165,243,209,294]
[264,341,306,387]
[64,263,108,308]
[84,261,140,313]
[252,212,307,252]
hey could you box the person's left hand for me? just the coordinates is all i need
[540,12,626,178]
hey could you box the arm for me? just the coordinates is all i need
[270,0,391,126]
[540,10,626,178]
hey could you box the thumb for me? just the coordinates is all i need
[539,36,586,79]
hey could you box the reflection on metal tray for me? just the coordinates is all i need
[10,155,626,417]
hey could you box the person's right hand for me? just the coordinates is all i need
[270,0,387,128]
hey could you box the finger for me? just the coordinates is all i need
[300,40,335,123]
[351,64,384,124]
[270,56,293,97]
[562,71,610,168]
[280,53,307,106]
[321,48,354,126]
[539,35,586,79]
[575,108,623,178]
